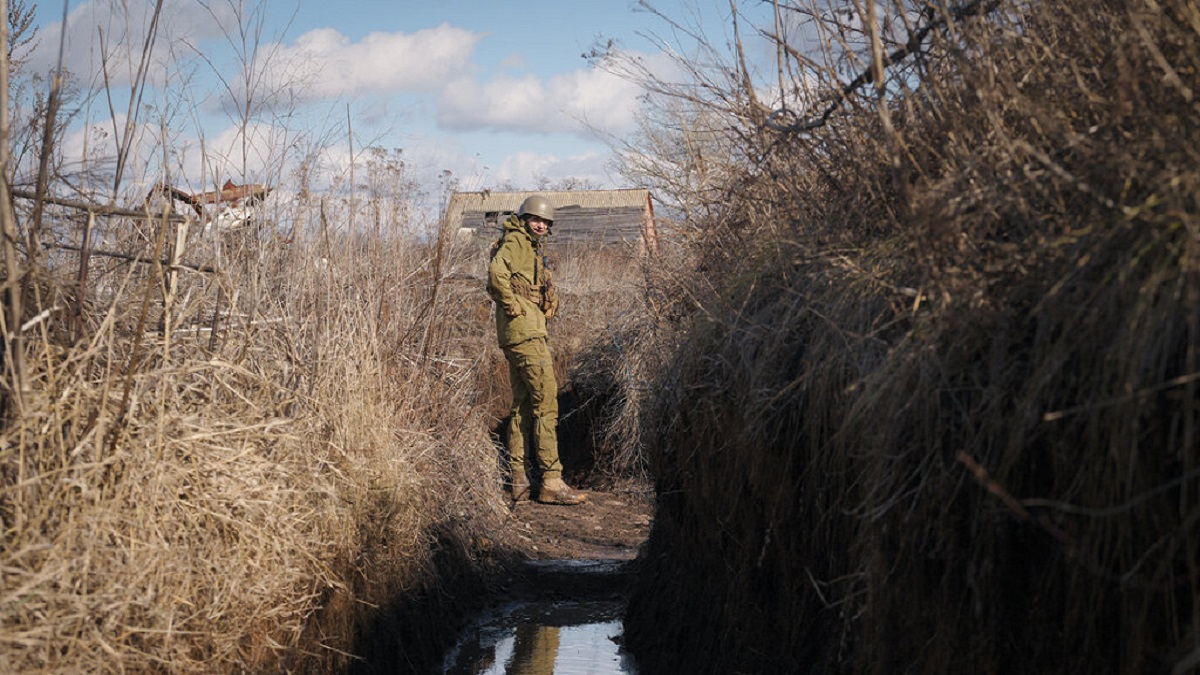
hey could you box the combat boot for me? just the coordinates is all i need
[537,477,587,505]
[510,469,531,504]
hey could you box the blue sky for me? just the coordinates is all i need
[21,0,787,206]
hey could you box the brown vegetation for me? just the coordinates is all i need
[0,184,516,672]
[0,173,652,672]
[9,0,1198,672]
[612,0,1200,672]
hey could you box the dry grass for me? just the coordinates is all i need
[0,193,509,672]
[618,0,1200,672]
[550,243,656,479]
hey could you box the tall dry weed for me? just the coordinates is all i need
[619,0,1200,673]
[0,191,507,673]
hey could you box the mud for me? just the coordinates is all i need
[503,483,654,561]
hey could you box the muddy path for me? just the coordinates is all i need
[502,481,654,561]
[341,482,654,675]
[428,486,654,675]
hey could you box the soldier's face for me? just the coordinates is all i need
[527,216,550,236]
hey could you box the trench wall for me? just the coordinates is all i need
[625,243,1197,673]
[620,0,1200,670]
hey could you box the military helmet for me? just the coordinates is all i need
[517,194,555,223]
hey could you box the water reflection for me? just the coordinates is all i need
[442,600,637,675]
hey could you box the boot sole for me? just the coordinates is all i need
[536,493,587,505]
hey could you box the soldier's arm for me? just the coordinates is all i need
[487,240,524,317]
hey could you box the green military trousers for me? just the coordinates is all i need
[503,337,562,479]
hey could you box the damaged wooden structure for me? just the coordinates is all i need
[445,189,659,255]
[147,179,273,235]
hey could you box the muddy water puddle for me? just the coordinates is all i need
[440,560,639,674]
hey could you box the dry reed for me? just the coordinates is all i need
[0,189,510,673]
[617,0,1200,672]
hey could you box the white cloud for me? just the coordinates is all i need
[494,151,556,186]
[196,122,293,184]
[436,63,641,137]
[254,24,481,101]
[27,0,240,88]
[492,150,612,189]
[437,73,544,132]
[552,67,643,136]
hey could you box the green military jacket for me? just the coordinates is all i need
[488,215,549,348]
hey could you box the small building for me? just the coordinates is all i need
[446,188,658,255]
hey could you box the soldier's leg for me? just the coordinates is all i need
[510,338,561,477]
[511,339,585,505]
[505,349,534,501]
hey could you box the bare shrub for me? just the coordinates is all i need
[556,248,657,480]
[616,0,1200,673]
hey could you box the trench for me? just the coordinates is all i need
[342,537,652,675]
[439,366,643,671]
[429,380,650,675]
[338,375,656,674]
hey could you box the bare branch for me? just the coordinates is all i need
[765,0,1002,133]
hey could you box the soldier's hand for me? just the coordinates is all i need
[504,301,524,318]
[542,282,560,320]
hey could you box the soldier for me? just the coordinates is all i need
[487,194,587,506]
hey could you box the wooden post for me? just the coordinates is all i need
[74,211,95,343]
[0,0,29,413]
[641,192,659,256]
[163,218,188,313]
